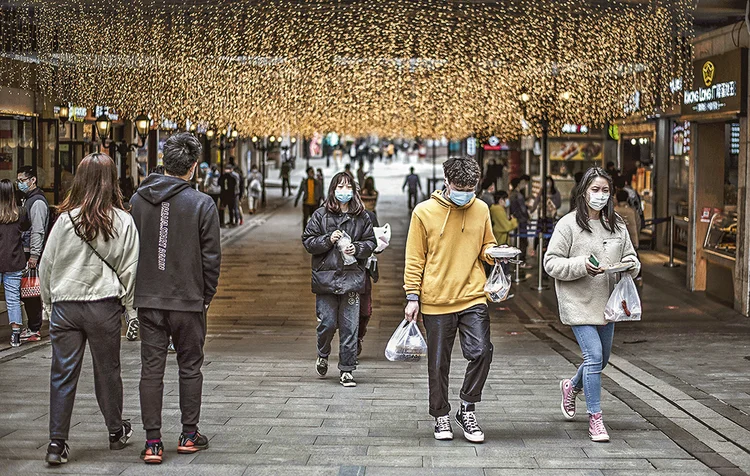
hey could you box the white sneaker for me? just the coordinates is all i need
[434,415,453,440]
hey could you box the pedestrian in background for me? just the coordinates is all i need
[316,168,325,188]
[130,132,221,464]
[16,165,49,343]
[360,176,379,214]
[509,175,530,265]
[615,190,639,249]
[295,167,324,232]
[219,164,238,227]
[490,191,517,246]
[480,179,495,207]
[248,165,262,214]
[41,153,139,465]
[403,167,422,210]
[544,167,640,443]
[302,172,376,388]
[204,165,222,208]
[404,157,498,444]
[0,179,29,347]
[280,159,292,197]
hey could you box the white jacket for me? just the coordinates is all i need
[544,212,640,326]
[40,208,139,320]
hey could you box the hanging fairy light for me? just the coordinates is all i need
[2,0,693,138]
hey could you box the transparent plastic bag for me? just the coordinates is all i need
[385,319,428,362]
[484,262,511,302]
[337,230,357,266]
[604,275,642,322]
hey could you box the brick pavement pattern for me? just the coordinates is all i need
[0,160,748,475]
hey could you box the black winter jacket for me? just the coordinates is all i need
[130,174,221,312]
[302,207,376,295]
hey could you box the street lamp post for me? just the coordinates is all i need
[252,135,274,208]
[55,105,69,204]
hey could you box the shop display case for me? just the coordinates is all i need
[704,211,738,259]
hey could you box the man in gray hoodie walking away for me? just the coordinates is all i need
[130,133,221,464]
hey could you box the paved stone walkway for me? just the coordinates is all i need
[0,159,749,475]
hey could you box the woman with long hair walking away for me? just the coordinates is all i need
[40,153,139,464]
[302,172,376,387]
[544,167,640,442]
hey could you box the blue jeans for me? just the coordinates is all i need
[316,293,360,372]
[570,323,615,415]
[1,270,23,326]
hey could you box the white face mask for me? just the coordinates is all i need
[587,192,610,211]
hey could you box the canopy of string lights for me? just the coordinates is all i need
[2,0,693,138]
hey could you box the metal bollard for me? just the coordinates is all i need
[664,215,680,268]
[513,233,526,283]
[533,224,549,292]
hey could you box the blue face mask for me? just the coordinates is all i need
[17,181,29,193]
[335,190,353,204]
[449,189,475,207]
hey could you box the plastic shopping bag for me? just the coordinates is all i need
[604,275,642,322]
[337,230,357,266]
[484,262,511,303]
[385,319,428,362]
[373,224,391,253]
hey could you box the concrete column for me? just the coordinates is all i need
[654,118,671,253]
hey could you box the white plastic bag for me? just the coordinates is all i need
[337,231,357,266]
[385,319,428,362]
[373,223,391,253]
[604,275,642,322]
[484,262,511,302]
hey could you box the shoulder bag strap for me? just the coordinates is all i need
[67,212,125,290]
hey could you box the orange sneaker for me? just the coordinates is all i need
[177,431,209,454]
[141,440,163,464]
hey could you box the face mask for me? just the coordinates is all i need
[587,192,610,211]
[335,190,353,203]
[504,198,511,207]
[17,181,29,193]
[449,189,475,207]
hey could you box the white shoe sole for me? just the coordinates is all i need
[434,430,453,440]
[340,381,356,387]
[455,416,485,443]
[560,380,576,421]
[590,433,610,442]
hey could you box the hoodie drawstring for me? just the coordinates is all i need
[439,207,451,237]
[462,210,466,232]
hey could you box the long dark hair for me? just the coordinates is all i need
[59,152,125,242]
[324,172,365,215]
[574,167,620,233]
[0,179,19,224]
[546,175,558,195]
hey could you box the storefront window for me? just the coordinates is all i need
[0,115,35,182]
[669,121,690,218]
[623,137,654,221]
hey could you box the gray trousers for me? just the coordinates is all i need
[139,308,206,440]
[316,293,359,372]
[49,299,124,440]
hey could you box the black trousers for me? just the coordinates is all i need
[408,191,418,209]
[49,299,124,440]
[282,178,291,196]
[22,252,42,332]
[220,195,238,225]
[302,204,317,232]
[423,304,493,417]
[139,308,206,440]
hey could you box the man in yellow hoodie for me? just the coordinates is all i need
[404,156,498,444]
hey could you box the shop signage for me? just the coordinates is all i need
[483,135,505,151]
[466,137,476,156]
[701,207,722,223]
[561,124,589,134]
[682,49,747,117]
[69,106,87,122]
[608,124,620,141]
[730,122,740,155]
[94,106,119,121]
[550,141,604,162]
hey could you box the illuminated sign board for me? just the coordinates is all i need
[682,49,747,117]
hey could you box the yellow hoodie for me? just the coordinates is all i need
[404,190,497,315]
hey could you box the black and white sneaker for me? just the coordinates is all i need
[434,415,453,440]
[455,404,485,443]
[10,328,20,347]
[315,357,328,378]
[340,372,356,387]
[45,441,70,465]
[126,318,139,341]
[109,420,133,450]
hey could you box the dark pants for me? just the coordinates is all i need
[282,177,291,196]
[233,194,241,223]
[423,304,493,417]
[316,293,359,372]
[49,299,124,440]
[518,222,529,260]
[139,308,206,440]
[220,195,238,225]
[408,190,418,209]
[302,204,317,232]
[358,279,372,342]
[22,252,42,332]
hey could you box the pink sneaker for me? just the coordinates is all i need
[559,379,581,420]
[589,412,610,442]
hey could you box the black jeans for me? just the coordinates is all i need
[220,195,238,225]
[408,191,418,209]
[22,252,42,332]
[302,204,317,232]
[423,304,493,417]
[49,299,124,440]
[282,177,291,196]
[139,308,206,440]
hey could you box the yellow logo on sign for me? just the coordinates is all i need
[702,61,715,87]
